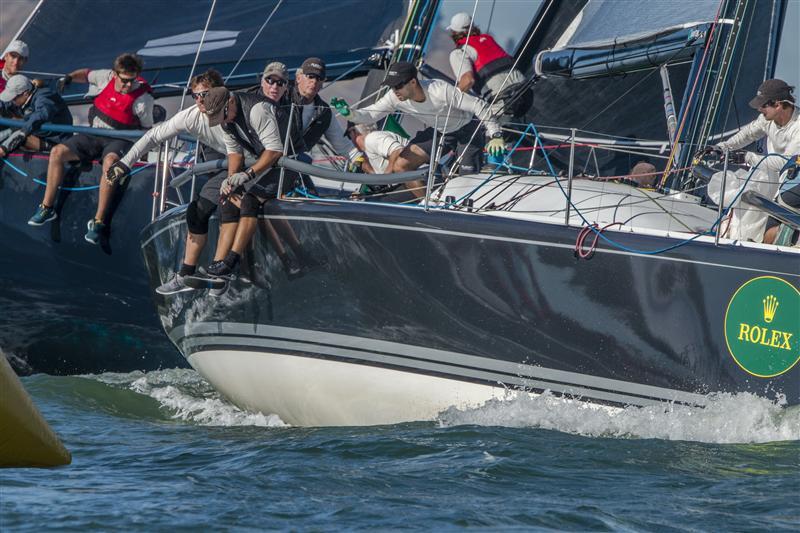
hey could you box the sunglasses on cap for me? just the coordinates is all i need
[264,77,287,87]
[116,72,137,85]
[191,89,209,100]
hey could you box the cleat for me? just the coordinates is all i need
[84,219,106,245]
[155,273,194,295]
[28,204,57,226]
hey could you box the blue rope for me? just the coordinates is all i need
[529,120,788,254]
[29,163,154,192]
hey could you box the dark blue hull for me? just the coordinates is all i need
[141,199,800,409]
[0,155,184,374]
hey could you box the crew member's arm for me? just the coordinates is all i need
[449,48,476,92]
[717,116,768,152]
[322,116,362,163]
[347,91,398,124]
[133,92,155,128]
[18,95,58,135]
[119,109,190,168]
[440,81,501,138]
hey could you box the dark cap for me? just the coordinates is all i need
[382,62,417,88]
[300,57,326,78]
[203,86,230,126]
[749,79,794,109]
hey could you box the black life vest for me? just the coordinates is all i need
[290,84,332,152]
[223,91,298,158]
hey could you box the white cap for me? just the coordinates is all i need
[446,12,472,32]
[0,74,33,102]
[4,40,29,59]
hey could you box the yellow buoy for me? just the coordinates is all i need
[0,356,71,467]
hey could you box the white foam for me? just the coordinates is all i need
[437,391,800,444]
[92,368,287,427]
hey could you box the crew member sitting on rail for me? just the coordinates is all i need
[0,75,72,159]
[331,61,506,196]
[715,79,800,243]
[446,12,531,122]
[27,53,154,241]
[200,86,290,279]
[345,122,408,174]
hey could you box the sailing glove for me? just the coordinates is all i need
[486,137,506,158]
[347,154,366,173]
[56,74,72,94]
[330,97,351,117]
[105,161,131,185]
[221,171,251,196]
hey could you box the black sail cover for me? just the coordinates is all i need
[18,0,407,98]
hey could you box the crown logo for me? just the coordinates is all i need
[763,295,779,323]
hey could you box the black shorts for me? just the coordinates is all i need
[63,134,132,164]
[409,119,485,173]
[242,167,299,200]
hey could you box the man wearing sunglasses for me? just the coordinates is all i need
[288,57,363,175]
[332,61,505,195]
[28,53,154,242]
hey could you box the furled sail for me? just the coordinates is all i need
[16,0,408,98]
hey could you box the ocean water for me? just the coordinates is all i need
[1,369,798,531]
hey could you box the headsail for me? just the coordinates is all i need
[17,0,408,98]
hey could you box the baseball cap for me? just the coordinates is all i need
[203,86,230,126]
[446,12,472,32]
[4,40,29,58]
[300,57,326,78]
[262,61,287,80]
[382,62,417,88]
[749,79,794,109]
[0,74,33,102]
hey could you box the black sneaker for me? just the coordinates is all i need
[205,259,236,280]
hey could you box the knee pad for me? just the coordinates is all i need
[186,197,216,234]
[239,193,263,218]
[220,198,241,224]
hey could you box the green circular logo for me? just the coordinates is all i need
[725,276,800,377]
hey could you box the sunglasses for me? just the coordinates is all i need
[264,77,287,87]
[391,79,410,91]
[116,73,137,85]
[191,89,209,100]
[304,73,323,81]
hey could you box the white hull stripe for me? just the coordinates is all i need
[170,322,709,406]
[141,213,800,278]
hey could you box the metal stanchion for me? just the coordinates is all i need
[278,102,295,200]
[424,115,439,211]
[158,140,171,215]
[151,144,163,221]
[564,128,576,226]
[715,149,730,245]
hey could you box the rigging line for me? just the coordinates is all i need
[447,0,554,173]
[225,0,284,83]
[178,0,217,113]
[432,0,480,173]
[715,0,753,140]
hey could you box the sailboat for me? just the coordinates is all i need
[1,0,409,374]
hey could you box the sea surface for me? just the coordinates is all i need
[1,368,798,531]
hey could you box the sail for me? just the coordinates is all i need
[17,0,408,98]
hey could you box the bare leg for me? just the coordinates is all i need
[394,144,431,198]
[232,217,258,255]
[763,225,779,245]
[261,219,288,256]
[94,153,119,222]
[183,232,207,266]
[43,144,79,207]
[214,223,238,261]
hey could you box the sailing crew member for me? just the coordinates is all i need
[0,75,73,159]
[446,12,531,121]
[715,79,800,243]
[0,40,28,95]
[331,61,506,196]
[290,57,364,173]
[199,86,293,279]
[27,53,154,240]
[345,122,408,174]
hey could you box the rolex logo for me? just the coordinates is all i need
[763,295,779,323]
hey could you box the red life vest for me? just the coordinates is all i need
[91,75,152,129]
[0,60,6,93]
[456,34,514,91]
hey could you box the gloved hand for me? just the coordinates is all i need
[727,150,749,165]
[486,137,506,158]
[0,130,27,158]
[693,145,723,163]
[347,154,366,173]
[330,97,350,117]
[220,171,251,196]
[105,160,131,185]
[56,74,72,94]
